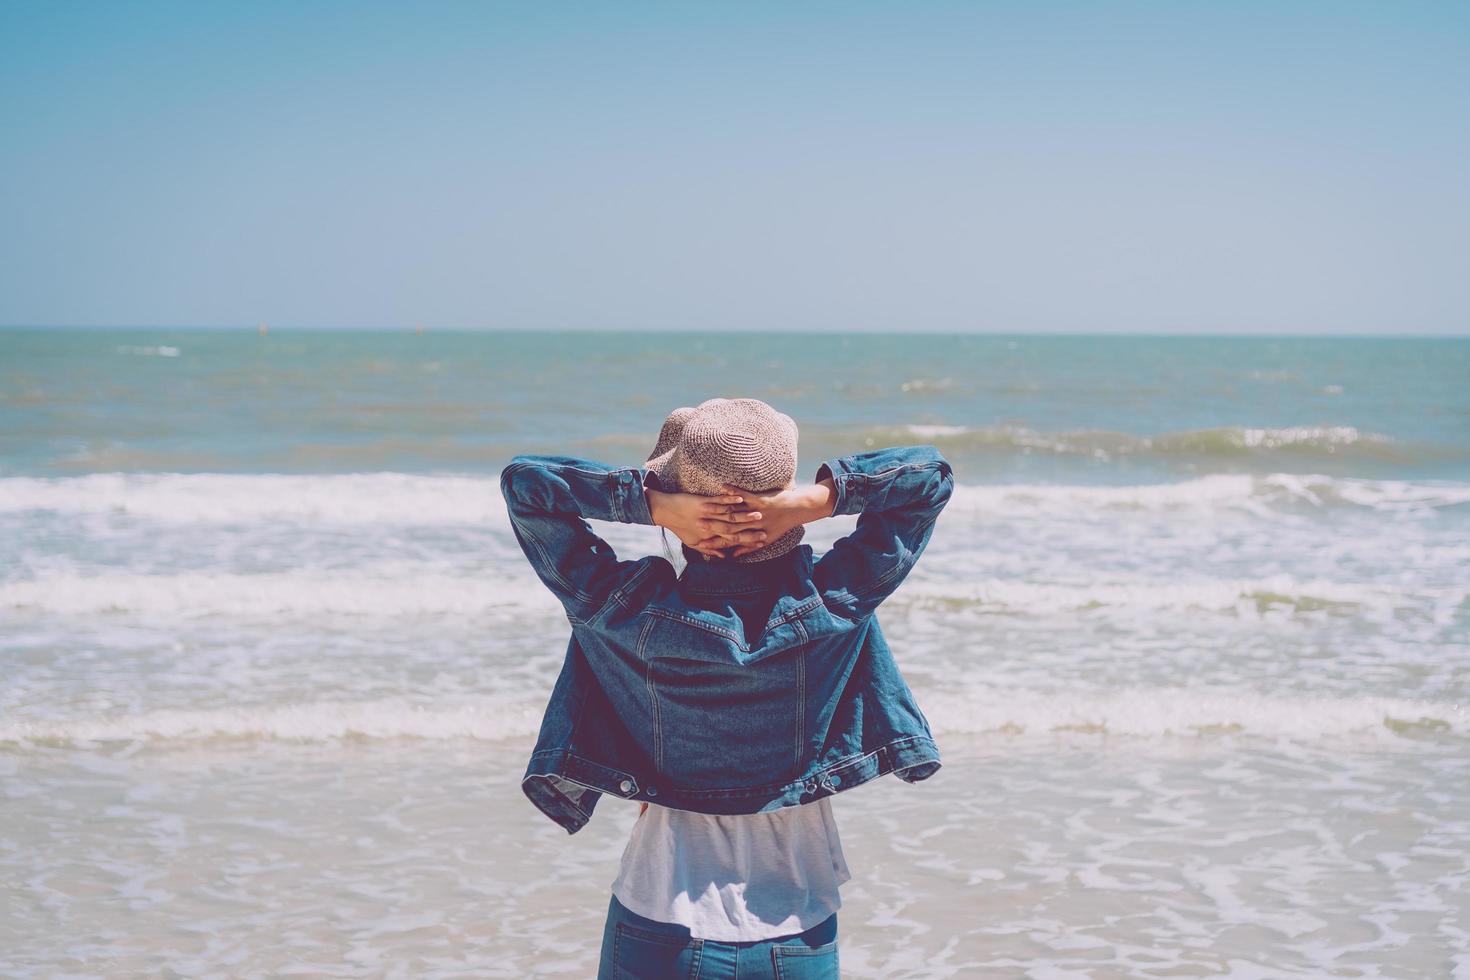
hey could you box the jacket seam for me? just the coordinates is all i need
[642,595,822,647]
[523,772,595,823]
[867,460,937,478]
[827,458,945,516]
[794,657,804,777]
[829,456,938,481]
[646,606,743,642]
[505,458,638,485]
[822,733,933,776]
[636,615,663,773]
[502,459,646,620]
[603,560,655,617]
[635,734,937,797]
[846,510,942,602]
[609,472,626,523]
[507,515,593,608]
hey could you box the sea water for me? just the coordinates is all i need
[1,329,1467,978]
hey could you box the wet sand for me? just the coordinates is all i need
[4,732,1465,978]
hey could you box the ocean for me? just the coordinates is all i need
[2,328,1467,978]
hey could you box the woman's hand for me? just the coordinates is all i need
[719,479,837,558]
[646,487,769,560]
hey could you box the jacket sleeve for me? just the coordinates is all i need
[811,444,954,622]
[499,454,656,623]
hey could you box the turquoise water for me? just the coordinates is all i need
[3,328,1468,977]
[3,328,1468,481]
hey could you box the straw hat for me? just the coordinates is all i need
[644,397,805,563]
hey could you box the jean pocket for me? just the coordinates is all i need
[771,938,840,979]
[612,922,702,979]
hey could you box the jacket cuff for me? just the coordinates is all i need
[815,458,867,517]
[610,468,655,525]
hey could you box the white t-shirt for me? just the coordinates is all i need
[610,797,852,942]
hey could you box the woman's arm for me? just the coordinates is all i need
[501,454,692,624]
[722,446,953,616]
[807,445,953,621]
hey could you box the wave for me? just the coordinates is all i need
[918,687,1469,739]
[0,568,559,618]
[2,471,1468,525]
[942,473,1470,517]
[880,423,1434,462]
[897,576,1459,616]
[115,344,181,357]
[0,698,543,744]
[2,689,1462,746]
[0,473,508,524]
[1,568,1457,621]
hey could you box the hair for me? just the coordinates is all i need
[660,514,721,575]
[660,526,680,570]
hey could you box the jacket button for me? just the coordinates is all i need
[829,774,842,787]
[646,785,658,797]
[619,779,633,793]
[804,780,818,794]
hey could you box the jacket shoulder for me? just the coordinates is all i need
[591,554,677,617]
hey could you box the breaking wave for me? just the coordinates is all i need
[878,423,1436,463]
[2,689,1462,747]
[0,567,558,618]
[0,473,506,524]
[2,470,1468,525]
[2,569,1458,620]
[898,577,1465,617]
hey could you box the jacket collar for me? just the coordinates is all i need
[677,542,805,594]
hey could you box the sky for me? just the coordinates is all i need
[1,1,1467,334]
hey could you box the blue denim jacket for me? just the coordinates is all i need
[499,444,954,834]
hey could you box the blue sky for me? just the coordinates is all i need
[1,1,1466,333]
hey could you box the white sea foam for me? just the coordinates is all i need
[920,686,1469,739]
[0,567,560,618]
[0,473,507,524]
[943,473,1470,517]
[0,698,543,744]
[886,422,1404,458]
[898,576,1459,615]
[2,471,1466,525]
[2,688,1461,746]
[115,344,181,357]
[2,568,1450,619]
[902,423,971,437]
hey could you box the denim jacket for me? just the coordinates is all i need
[499,444,955,834]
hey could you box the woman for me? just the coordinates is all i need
[500,398,954,979]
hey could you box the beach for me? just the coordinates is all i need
[3,329,1468,977]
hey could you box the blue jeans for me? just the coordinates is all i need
[597,893,840,979]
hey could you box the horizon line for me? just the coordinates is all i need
[3,324,1468,340]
